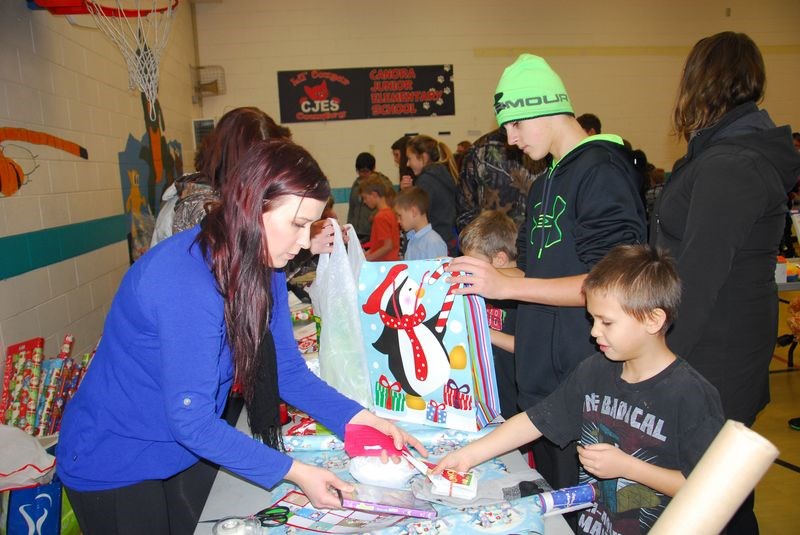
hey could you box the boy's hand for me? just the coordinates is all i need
[431,448,475,475]
[577,443,632,480]
[446,256,508,300]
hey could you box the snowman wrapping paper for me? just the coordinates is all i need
[358,258,501,432]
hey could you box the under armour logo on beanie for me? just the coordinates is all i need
[493,54,574,127]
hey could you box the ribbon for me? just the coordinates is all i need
[379,374,402,392]
[427,400,446,422]
[446,379,471,395]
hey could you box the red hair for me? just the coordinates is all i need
[198,140,329,402]
[195,107,292,190]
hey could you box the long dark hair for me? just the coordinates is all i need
[195,107,292,190]
[673,32,765,140]
[407,134,459,182]
[198,139,329,411]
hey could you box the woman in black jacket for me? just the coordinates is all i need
[651,32,800,534]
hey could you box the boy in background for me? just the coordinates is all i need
[360,174,400,261]
[348,152,393,243]
[435,245,724,534]
[394,187,447,260]
[459,211,520,419]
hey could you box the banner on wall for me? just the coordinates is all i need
[277,65,454,123]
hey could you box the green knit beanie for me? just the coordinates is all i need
[493,54,574,127]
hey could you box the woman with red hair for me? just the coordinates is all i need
[58,140,425,534]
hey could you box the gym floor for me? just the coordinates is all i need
[752,290,800,534]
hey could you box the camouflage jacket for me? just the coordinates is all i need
[456,129,547,232]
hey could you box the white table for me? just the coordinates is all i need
[194,411,573,534]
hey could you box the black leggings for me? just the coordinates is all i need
[65,461,217,535]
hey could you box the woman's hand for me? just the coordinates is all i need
[399,175,414,190]
[285,460,353,509]
[309,218,336,255]
[349,409,428,457]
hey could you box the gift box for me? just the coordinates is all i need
[290,304,315,324]
[426,400,447,424]
[430,468,479,500]
[294,323,319,354]
[442,379,472,411]
[374,375,405,412]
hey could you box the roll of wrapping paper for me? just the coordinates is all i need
[650,420,778,535]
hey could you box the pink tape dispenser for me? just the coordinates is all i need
[344,424,407,458]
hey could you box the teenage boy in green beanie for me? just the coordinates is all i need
[448,54,647,495]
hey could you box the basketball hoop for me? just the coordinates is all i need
[83,1,179,121]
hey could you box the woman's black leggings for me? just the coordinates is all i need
[65,460,217,535]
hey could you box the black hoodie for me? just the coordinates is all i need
[651,101,800,425]
[515,136,647,409]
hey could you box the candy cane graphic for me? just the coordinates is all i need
[427,262,463,333]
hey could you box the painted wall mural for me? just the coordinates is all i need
[118,92,183,261]
[0,127,88,197]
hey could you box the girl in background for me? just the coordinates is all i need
[406,134,459,255]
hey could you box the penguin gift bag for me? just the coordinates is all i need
[358,259,501,432]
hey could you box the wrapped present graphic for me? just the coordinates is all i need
[426,400,447,424]
[443,379,473,411]
[374,374,406,412]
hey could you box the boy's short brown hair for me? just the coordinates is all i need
[582,244,681,335]
[459,210,518,261]
[393,186,430,215]
[358,173,389,197]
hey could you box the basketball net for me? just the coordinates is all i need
[84,1,178,121]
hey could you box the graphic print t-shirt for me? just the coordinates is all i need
[528,354,724,534]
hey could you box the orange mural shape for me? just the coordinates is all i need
[0,127,88,197]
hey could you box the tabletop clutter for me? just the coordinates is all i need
[237,225,590,534]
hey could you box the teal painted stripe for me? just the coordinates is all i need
[331,184,399,205]
[0,215,128,280]
[331,187,350,204]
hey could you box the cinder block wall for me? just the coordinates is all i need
[0,1,197,359]
[194,0,800,192]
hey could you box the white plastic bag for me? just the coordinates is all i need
[308,222,372,407]
[0,425,55,491]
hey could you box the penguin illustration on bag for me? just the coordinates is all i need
[362,263,466,411]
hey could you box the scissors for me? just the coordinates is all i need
[199,505,292,527]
